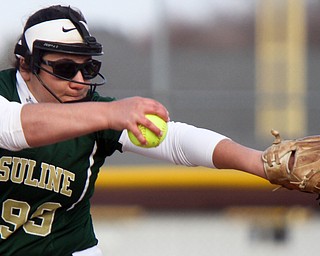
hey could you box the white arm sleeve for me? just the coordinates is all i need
[0,96,30,151]
[120,121,229,168]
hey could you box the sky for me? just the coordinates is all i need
[0,0,254,61]
[3,0,313,70]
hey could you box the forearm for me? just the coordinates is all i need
[121,121,227,167]
[0,101,29,151]
[213,139,266,179]
[21,96,169,148]
[121,121,266,179]
[21,102,111,147]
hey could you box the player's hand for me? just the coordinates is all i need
[106,96,170,145]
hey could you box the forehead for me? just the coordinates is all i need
[43,52,92,62]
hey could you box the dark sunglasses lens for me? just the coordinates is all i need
[81,60,101,79]
[53,62,77,79]
[47,60,101,80]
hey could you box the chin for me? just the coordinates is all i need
[63,96,90,103]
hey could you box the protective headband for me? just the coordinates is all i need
[15,20,102,57]
[25,19,85,52]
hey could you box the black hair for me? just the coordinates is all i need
[24,5,86,31]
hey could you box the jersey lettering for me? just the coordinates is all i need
[0,156,75,197]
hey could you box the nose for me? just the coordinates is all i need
[69,71,87,89]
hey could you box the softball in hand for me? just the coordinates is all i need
[128,114,168,148]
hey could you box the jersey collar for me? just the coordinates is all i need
[16,70,38,104]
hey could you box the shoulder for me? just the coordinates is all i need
[90,92,117,103]
[0,68,17,83]
[0,68,18,100]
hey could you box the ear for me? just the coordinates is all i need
[19,58,31,81]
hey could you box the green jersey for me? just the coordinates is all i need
[0,69,123,255]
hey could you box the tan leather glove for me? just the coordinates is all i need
[262,130,320,194]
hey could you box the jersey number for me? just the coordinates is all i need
[0,199,61,239]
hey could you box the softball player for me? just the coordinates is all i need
[0,5,266,256]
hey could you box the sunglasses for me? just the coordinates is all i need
[41,59,101,80]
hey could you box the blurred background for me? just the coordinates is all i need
[2,0,320,255]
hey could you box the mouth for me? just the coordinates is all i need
[62,92,89,102]
[63,96,92,103]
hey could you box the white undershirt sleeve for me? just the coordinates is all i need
[120,121,229,168]
[0,96,30,151]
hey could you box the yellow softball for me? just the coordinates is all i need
[128,114,168,148]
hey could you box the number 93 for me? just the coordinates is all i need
[0,199,61,239]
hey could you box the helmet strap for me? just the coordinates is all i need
[34,72,63,103]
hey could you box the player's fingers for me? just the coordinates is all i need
[140,116,162,137]
[128,124,147,145]
[138,97,169,122]
[149,103,170,122]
